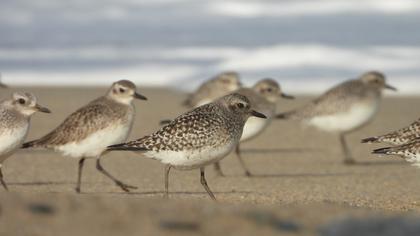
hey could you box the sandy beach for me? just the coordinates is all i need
[0,87,419,235]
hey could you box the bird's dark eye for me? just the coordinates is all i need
[119,88,126,93]
[266,88,273,92]
[18,98,25,105]
[237,103,245,109]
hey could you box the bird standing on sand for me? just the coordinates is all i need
[22,80,147,193]
[362,118,420,145]
[107,93,267,200]
[276,71,396,164]
[183,71,242,108]
[213,79,294,176]
[0,92,50,190]
[372,138,420,168]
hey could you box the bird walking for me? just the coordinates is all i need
[107,93,267,200]
[22,80,147,193]
[276,71,396,164]
[0,92,50,190]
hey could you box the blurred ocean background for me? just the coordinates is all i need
[1,0,419,94]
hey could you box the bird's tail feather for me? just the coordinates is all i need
[22,140,40,149]
[372,147,394,155]
[107,143,149,152]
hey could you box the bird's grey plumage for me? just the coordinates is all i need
[183,71,241,108]
[22,80,147,193]
[276,71,396,164]
[373,138,420,167]
[363,118,420,145]
[0,92,50,190]
[108,93,267,200]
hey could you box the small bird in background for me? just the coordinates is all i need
[183,71,242,108]
[107,93,267,200]
[0,92,50,190]
[276,71,397,164]
[362,118,420,145]
[0,73,9,88]
[213,79,294,177]
[372,138,420,168]
[22,80,147,193]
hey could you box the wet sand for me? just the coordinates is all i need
[0,87,419,235]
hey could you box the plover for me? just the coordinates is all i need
[183,71,242,108]
[22,80,147,193]
[213,79,294,176]
[276,71,396,164]
[0,92,50,190]
[107,93,267,200]
[362,118,420,145]
[372,138,420,168]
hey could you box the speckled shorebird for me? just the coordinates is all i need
[276,71,397,164]
[107,93,267,200]
[372,138,420,168]
[183,71,242,108]
[22,80,147,193]
[362,118,420,145]
[0,92,50,190]
[213,79,294,177]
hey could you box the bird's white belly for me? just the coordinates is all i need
[0,124,29,163]
[241,117,270,142]
[143,141,236,170]
[57,124,131,158]
[308,102,378,133]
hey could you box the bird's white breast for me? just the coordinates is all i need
[0,123,29,163]
[143,140,236,170]
[56,122,132,158]
[241,117,270,142]
[307,102,379,133]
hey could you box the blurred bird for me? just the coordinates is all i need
[362,118,420,145]
[372,138,420,168]
[0,92,50,190]
[213,79,294,176]
[107,93,267,200]
[276,71,396,164]
[183,71,242,108]
[22,80,147,193]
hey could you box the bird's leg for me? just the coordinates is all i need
[0,164,8,191]
[96,158,137,192]
[75,157,86,193]
[213,162,225,177]
[200,167,216,201]
[340,134,356,165]
[164,165,171,199]
[235,144,252,176]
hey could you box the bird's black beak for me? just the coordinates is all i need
[251,110,267,119]
[134,92,147,100]
[385,84,397,91]
[281,93,295,99]
[36,104,51,113]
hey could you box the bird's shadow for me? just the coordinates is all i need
[8,181,73,186]
[350,160,406,166]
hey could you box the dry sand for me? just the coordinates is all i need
[0,87,419,235]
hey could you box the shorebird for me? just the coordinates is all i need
[276,71,396,164]
[0,92,50,190]
[213,79,294,176]
[183,71,242,108]
[372,138,420,168]
[22,80,147,193]
[107,93,267,200]
[362,118,420,145]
